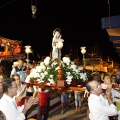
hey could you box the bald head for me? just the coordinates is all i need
[86,80,95,93]
[86,80,102,96]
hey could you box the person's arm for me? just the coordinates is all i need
[27,85,34,92]
[32,86,39,98]
[106,96,114,105]
[105,88,114,105]
[89,95,118,117]
[2,97,39,120]
[22,97,39,115]
[18,85,27,97]
[10,68,16,78]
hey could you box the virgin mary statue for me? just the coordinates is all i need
[52,28,61,60]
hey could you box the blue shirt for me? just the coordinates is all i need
[11,66,26,82]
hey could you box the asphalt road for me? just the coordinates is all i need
[48,99,88,120]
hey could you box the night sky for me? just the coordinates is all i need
[0,0,120,62]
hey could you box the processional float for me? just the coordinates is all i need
[24,28,87,96]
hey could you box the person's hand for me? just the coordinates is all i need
[23,97,34,111]
[106,88,112,97]
[33,91,38,98]
[24,83,30,88]
[32,97,39,105]
[24,97,39,110]
[15,96,23,104]
[22,97,35,115]
[18,86,27,97]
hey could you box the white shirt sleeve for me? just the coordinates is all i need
[112,88,120,98]
[4,107,25,120]
[0,101,25,120]
[11,68,17,75]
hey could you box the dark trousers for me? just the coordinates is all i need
[116,78,120,84]
[46,98,50,119]
[37,98,50,120]
[37,105,47,120]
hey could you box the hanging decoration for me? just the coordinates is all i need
[31,0,37,18]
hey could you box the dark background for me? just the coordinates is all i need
[0,0,120,62]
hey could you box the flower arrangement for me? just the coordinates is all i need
[25,56,88,85]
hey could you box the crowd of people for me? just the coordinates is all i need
[86,68,120,120]
[1,49,120,120]
[0,58,51,120]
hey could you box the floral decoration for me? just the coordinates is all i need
[25,56,88,85]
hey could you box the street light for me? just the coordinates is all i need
[80,46,86,68]
[25,45,32,67]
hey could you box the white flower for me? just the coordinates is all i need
[70,64,77,71]
[40,62,44,66]
[26,56,88,85]
[44,71,48,75]
[51,61,58,67]
[66,74,73,85]
[62,57,70,65]
[44,57,50,65]
[80,73,87,81]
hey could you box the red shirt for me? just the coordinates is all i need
[38,91,49,106]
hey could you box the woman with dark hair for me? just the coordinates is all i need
[92,72,104,84]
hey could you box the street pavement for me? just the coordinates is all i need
[48,99,88,120]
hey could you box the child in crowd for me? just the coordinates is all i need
[74,91,82,111]
[13,74,34,106]
[37,87,50,120]
[61,90,68,114]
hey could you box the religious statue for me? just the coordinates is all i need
[52,28,62,60]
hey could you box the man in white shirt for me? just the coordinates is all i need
[0,78,39,120]
[86,80,118,120]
